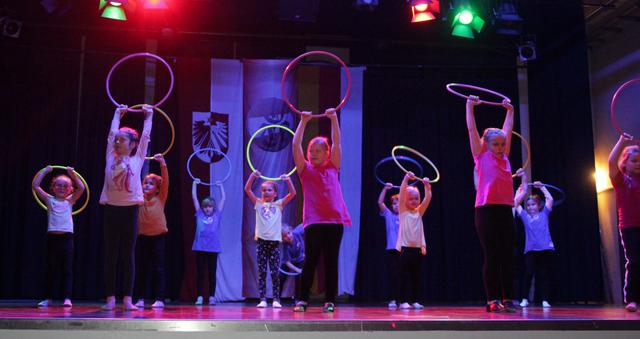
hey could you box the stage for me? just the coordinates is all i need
[1,302,640,338]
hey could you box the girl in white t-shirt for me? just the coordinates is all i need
[244,170,296,308]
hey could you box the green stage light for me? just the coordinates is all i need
[451,6,484,39]
[99,0,127,21]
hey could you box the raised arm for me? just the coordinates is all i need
[326,108,342,169]
[609,133,633,179]
[378,183,393,214]
[293,111,312,175]
[466,96,482,157]
[280,174,297,206]
[192,179,201,212]
[66,167,85,204]
[513,168,527,215]
[138,104,154,158]
[244,171,260,206]
[106,105,126,156]
[535,181,554,211]
[501,99,515,156]
[155,154,169,204]
[418,177,432,216]
[216,181,226,212]
[32,166,53,201]
[399,171,414,214]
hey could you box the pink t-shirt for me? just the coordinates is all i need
[299,160,352,227]
[474,150,514,207]
[611,172,640,228]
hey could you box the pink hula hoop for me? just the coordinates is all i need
[610,78,640,136]
[446,83,510,106]
[281,51,352,118]
[106,52,175,113]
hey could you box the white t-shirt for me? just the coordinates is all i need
[396,210,426,251]
[46,196,73,233]
[255,199,284,242]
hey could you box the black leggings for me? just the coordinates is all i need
[300,224,343,303]
[257,238,281,300]
[195,251,218,297]
[386,250,400,302]
[399,247,421,303]
[522,250,553,301]
[475,204,514,302]
[135,234,166,301]
[103,205,139,297]
[621,227,640,304]
[45,233,74,299]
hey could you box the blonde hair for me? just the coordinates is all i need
[49,175,74,193]
[405,185,420,198]
[390,194,400,202]
[307,136,330,157]
[619,145,640,175]
[482,128,506,144]
[143,173,162,192]
[261,180,278,198]
[201,197,216,209]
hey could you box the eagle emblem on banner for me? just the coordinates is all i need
[192,111,229,163]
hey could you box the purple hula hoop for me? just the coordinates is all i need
[446,83,510,106]
[106,52,175,113]
[610,78,640,136]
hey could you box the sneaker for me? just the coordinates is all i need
[486,300,504,313]
[123,302,138,311]
[411,302,424,310]
[102,300,116,311]
[542,301,551,308]
[151,300,165,309]
[135,299,145,308]
[321,302,335,313]
[625,302,638,312]
[502,300,518,313]
[388,300,398,309]
[37,299,50,308]
[399,302,412,310]
[208,296,216,305]
[293,301,307,312]
[256,300,268,308]
[272,300,282,308]
[195,296,203,305]
[520,299,530,307]
[63,299,72,308]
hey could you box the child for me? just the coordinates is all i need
[134,153,169,309]
[292,108,352,312]
[609,132,640,312]
[280,224,305,302]
[32,166,85,308]
[513,172,554,308]
[466,95,517,312]
[191,178,225,305]
[99,104,153,311]
[396,172,431,310]
[244,171,296,308]
[378,183,401,309]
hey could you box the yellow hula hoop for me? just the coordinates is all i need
[391,145,441,183]
[511,131,531,177]
[31,165,90,216]
[124,104,175,160]
[246,124,296,181]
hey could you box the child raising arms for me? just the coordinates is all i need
[378,183,401,309]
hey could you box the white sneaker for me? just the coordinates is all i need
[102,300,116,311]
[399,302,411,309]
[37,299,50,308]
[542,301,551,308]
[411,302,424,310]
[63,299,72,308]
[135,299,145,308]
[625,302,637,312]
[519,299,529,307]
[256,300,268,308]
[208,296,216,305]
[272,300,282,308]
[195,296,203,305]
[152,300,165,309]
[388,300,398,309]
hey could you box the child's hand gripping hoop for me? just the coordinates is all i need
[121,104,175,160]
[187,148,232,185]
[281,51,351,118]
[391,146,441,183]
[31,166,90,215]
[106,52,175,112]
[511,131,531,177]
[610,78,640,136]
[279,267,302,276]
[246,124,296,181]
[446,83,511,106]
[526,183,566,206]
[374,155,425,189]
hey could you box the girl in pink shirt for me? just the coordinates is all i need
[466,95,517,312]
[291,108,351,313]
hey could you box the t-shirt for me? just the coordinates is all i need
[396,210,426,251]
[282,225,305,265]
[474,150,514,207]
[192,209,222,253]
[611,172,640,228]
[46,196,73,233]
[518,206,554,253]
[299,160,351,227]
[255,199,284,242]
[139,196,168,236]
[380,208,399,251]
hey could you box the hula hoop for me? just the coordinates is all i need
[279,268,302,276]
[374,155,425,188]
[106,52,174,112]
[610,78,640,136]
[391,146,441,183]
[526,183,566,206]
[122,104,175,160]
[511,131,531,177]
[446,83,510,106]
[187,148,233,185]
[246,124,296,181]
[31,166,90,216]
[281,51,351,118]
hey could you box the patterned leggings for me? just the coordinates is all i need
[257,238,281,300]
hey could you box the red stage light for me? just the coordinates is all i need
[410,0,440,23]
[143,0,168,10]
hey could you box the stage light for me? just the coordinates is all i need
[493,0,522,36]
[410,0,440,24]
[143,0,168,10]
[594,166,612,193]
[450,4,485,39]
[99,0,127,21]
